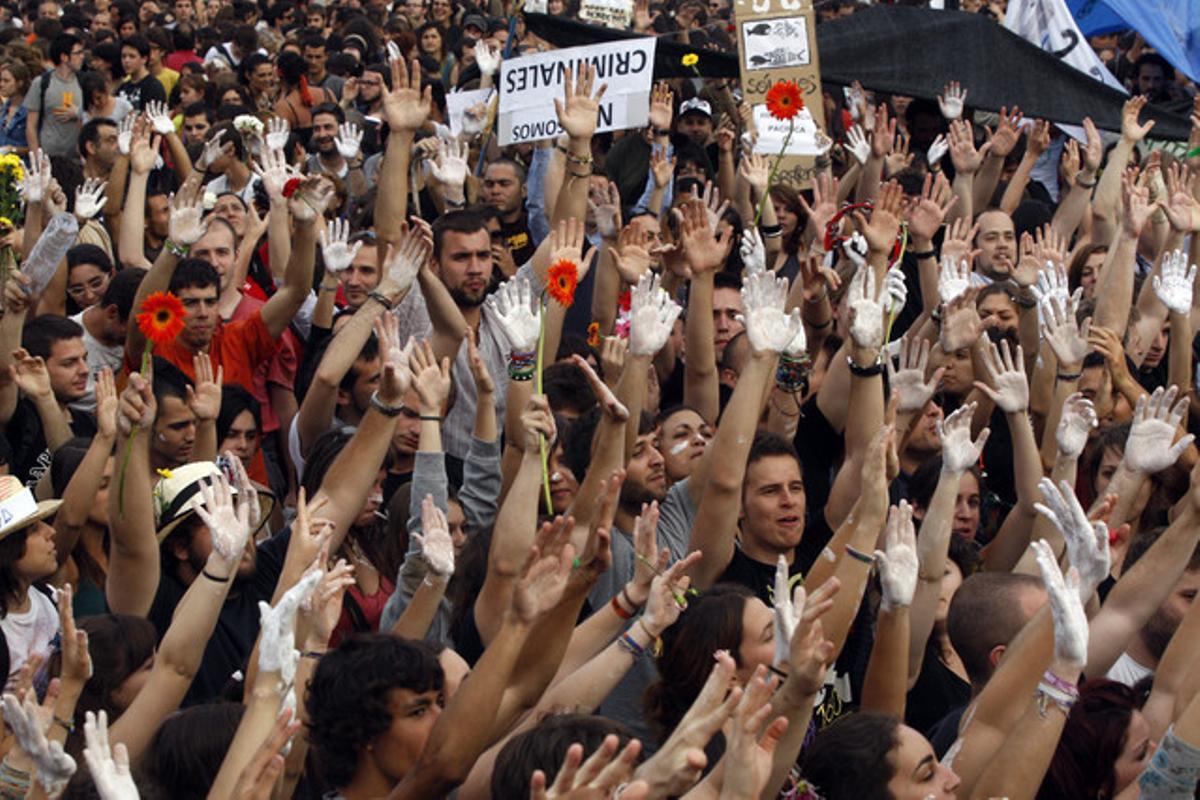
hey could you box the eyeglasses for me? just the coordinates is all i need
[66,275,109,298]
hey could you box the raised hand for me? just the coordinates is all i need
[720,669,787,800]
[647,80,673,130]
[1040,292,1090,368]
[19,148,51,202]
[487,275,541,353]
[853,180,903,255]
[937,256,972,305]
[252,145,298,202]
[512,520,575,625]
[196,130,231,172]
[145,99,175,135]
[381,56,432,132]
[888,336,943,413]
[677,199,733,275]
[587,179,621,241]
[10,347,52,399]
[334,122,362,160]
[939,290,982,353]
[410,338,452,414]
[117,369,156,435]
[611,223,653,285]
[300,559,355,652]
[1125,385,1194,474]
[948,120,990,175]
[117,115,135,156]
[701,180,730,232]
[846,267,887,350]
[937,80,968,120]
[530,736,646,800]
[257,567,322,686]
[738,270,801,354]
[642,552,701,637]
[474,40,500,76]
[74,177,108,221]
[1121,169,1154,237]
[987,106,1024,158]
[1031,539,1088,667]
[649,145,675,189]
[169,181,206,245]
[287,176,334,223]
[382,223,431,296]
[1031,261,1072,310]
[1034,478,1109,599]
[938,402,990,474]
[2,690,76,792]
[846,124,870,166]
[1057,393,1098,458]
[629,272,682,357]
[193,471,255,566]
[83,710,139,800]
[926,133,949,168]
[875,501,918,612]
[906,172,956,242]
[1120,95,1155,143]
[740,228,766,275]
[265,116,290,151]
[1153,249,1197,315]
[554,63,607,141]
[885,263,907,315]
[228,710,302,800]
[414,494,455,578]
[1159,162,1200,233]
[319,217,361,274]
[973,339,1027,413]
[186,353,223,422]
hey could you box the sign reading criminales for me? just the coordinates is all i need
[498,38,657,146]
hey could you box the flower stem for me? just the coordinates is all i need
[753,118,794,229]
[535,299,552,511]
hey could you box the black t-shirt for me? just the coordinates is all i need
[498,212,537,267]
[116,74,166,111]
[905,640,971,737]
[9,398,97,486]
[148,526,291,705]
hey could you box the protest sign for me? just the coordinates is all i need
[447,88,494,137]
[498,37,657,145]
[579,0,633,29]
[733,0,823,187]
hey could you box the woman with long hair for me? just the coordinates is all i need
[274,49,329,145]
[415,22,454,88]
[0,59,30,155]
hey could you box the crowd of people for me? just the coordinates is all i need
[0,0,1193,796]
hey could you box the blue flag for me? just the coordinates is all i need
[1066,0,1200,81]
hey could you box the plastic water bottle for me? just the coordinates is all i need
[23,212,78,297]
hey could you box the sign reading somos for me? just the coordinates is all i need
[498,37,657,146]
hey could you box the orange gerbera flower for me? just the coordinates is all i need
[137,292,186,347]
[587,322,601,348]
[765,80,804,121]
[547,260,579,307]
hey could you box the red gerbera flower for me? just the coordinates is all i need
[281,177,302,198]
[765,80,804,121]
[136,292,186,347]
[546,259,579,307]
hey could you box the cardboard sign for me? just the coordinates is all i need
[733,0,823,187]
[498,37,657,145]
[579,0,633,29]
[447,88,494,137]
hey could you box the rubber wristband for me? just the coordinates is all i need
[1056,371,1082,382]
[843,544,875,565]
[202,568,231,582]
[418,414,441,422]
[369,390,404,417]
[910,249,936,259]
[368,290,394,310]
[611,594,633,619]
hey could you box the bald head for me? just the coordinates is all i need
[947,571,1046,690]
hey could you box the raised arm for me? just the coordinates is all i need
[1092,169,1153,337]
[259,177,327,339]
[861,503,918,717]
[116,125,158,271]
[51,369,117,563]
[1051,119,1102,241]
[999,119,1049,215]
[1092,96,1154,244]
[549,63,605,231]
[679,199,734,426]
[375,56,430,250]
[973,106,1023,214]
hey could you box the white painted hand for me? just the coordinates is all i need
[383,226,431,295]
[319,217,362,274]
[192,472,253,565]
[1030,261,1071,310]
[938,402,990,474]
[145,100,175,135]
[973,339,1027,413]
[486,275,541,352]
[414,494,455,578]
[937,81,968,120]
[846,125,870,166]
[1124,385,1194,473]
[888,336,942,413]
[257,567,322,684]
[83,711,139,800]
[2,692,76,792]
[847,267,886,350]
[197,130,227,170]
[1033,477,1109,599]
[462,101,488,137]
[1039,293,1090,368]
[1153,249,1197,315]
[335,122,363,160]
[117,115,134,156]
[937,256,971,304]
[475,41,501,76]
[265,117,290,151]
[74,178,108,220]
[737,270,802,354]
[885,263,907,314]
[772,555,799,668]
[740,228,766,275]
[19,149,51,203]
[429,137,468,195]
[169,188,206,245]
[1056,392,1097,458]
[926,134,949,167]
[630,271,683,356]
[875,501,918,612]
[1031,539,1088,667]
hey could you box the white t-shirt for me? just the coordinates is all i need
[70,310,124,414]
[1,587,59,691]
[1106,650,1154,687]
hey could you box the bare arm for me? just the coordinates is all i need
[260,182,322,339]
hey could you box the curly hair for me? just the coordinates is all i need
[305,634,444,787]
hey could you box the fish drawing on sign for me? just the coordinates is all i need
[745,22,773,35]
[748,49,795,67]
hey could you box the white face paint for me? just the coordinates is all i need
[550,471,562,481]
[670,440,691,455]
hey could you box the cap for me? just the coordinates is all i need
[462,13,488,31]
[679,97,712,118]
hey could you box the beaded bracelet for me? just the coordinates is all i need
[508,350,536,381]
[776,353,811,393]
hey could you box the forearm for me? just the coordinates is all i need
[1168,312,1191,403]
[981,412,1041,572]
[912,243,939,312]
[855,155,883,204]
[164,133,192,182]
[1092,140,1134,235]
[538,616,653,714]
[118,168,151,269]
[948,170,974,227]
[1051,178,1094,242]
[1092,233,1137,334]
[390,574,450,639]
[207,676,284,800]
[376,131,414,246]
[1037,365,1072,470]
[906,469,959,681]
[102,157,129,221]
[998,153,1037,215]
[591,245,620,336]
[717,150,736,206]
[417,268,468,364]
[31,395,70,452]
[104,433,159,616]
[477,450,541,644]
[125,248,181,364]
[860,606,910,717]
[684,273,719,424]
[550,136,591,229]
[267,201,290,281]
[53,431,115,550]
[973,154,1004,214]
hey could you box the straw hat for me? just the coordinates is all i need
[154,462,274,544]
[0,475,62,541]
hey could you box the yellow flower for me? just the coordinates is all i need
[156,468,174,480]
[681,53,699,67]
[0,217,13,229]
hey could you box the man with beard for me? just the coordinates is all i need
[79,117,120,181]
[344,64,387,157]
[1105,530,1200,686]
[305,103,367,204]
[483,158,537,266]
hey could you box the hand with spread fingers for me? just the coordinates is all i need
[1124,385,1194,474]
[938,403,990,474]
